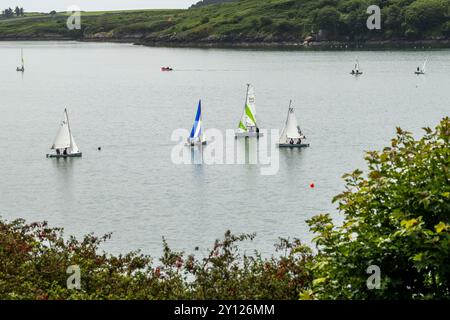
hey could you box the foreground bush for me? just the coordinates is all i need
[0,221,313,299]
[305,117,450,299]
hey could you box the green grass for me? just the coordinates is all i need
[0,0,448,43]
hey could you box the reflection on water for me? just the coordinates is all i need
[50,157,80,200]
[280,147,306,169]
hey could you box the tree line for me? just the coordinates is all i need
[2,6,24,17]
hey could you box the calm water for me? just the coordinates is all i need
[0,41,449,256]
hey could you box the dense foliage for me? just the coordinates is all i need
[1,118,449,300]
[305,117,450,299]
[0,222,312,299]
[0,0,448,44]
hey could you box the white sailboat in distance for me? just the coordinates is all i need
[186,99,207,146]
[350,59,363,75]
[415,58,427,75]
[235,84,263,138]
[16,48,24,72]
[47,108,82,158]
[277,100,310,148]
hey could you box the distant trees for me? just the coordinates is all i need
[1,6,24,18]
[404,0,448,35]
[2,8,14,17]
[313,6,341,31]
[1,0,449,42]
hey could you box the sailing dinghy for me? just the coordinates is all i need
[186,100,207,146]
[277,100,309,148]
[16,49,24,72]
[235,84,263,138]
[350,59,363,76]
[415,59,427,75]
[47,108,82,158]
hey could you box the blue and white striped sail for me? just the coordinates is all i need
[188,100,205,144]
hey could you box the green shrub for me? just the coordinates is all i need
[305,118,450,300]
[0,220,312,299]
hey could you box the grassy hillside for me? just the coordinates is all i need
[190,0,238,9]
[0,0,449,46]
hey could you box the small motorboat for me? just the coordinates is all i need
[161,67,173,72]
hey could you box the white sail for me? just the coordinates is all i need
[70,134,80,153]
[21,49,24,68]
[279,102,304,143]
[52,111,71,149]
[51,109,80,154]
[285,110,301,139]
[238,84,257,132]
[422,59,427,73]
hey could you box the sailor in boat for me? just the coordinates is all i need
[278,101,310,148]
[47,108,82,158]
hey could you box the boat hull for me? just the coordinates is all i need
[235,132,264,138]
[278,143,310,148]
[47,153,82,158]
[415,72,425,75]
[185,141,207,147]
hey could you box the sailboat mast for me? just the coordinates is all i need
[287,100,292,118]
[65,108,74,149]
[199,99,203,141]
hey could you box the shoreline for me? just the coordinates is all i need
[1,37,449,50]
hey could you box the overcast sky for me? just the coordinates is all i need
[0,1,198,12]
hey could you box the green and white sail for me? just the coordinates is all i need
[237,84,257,133]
